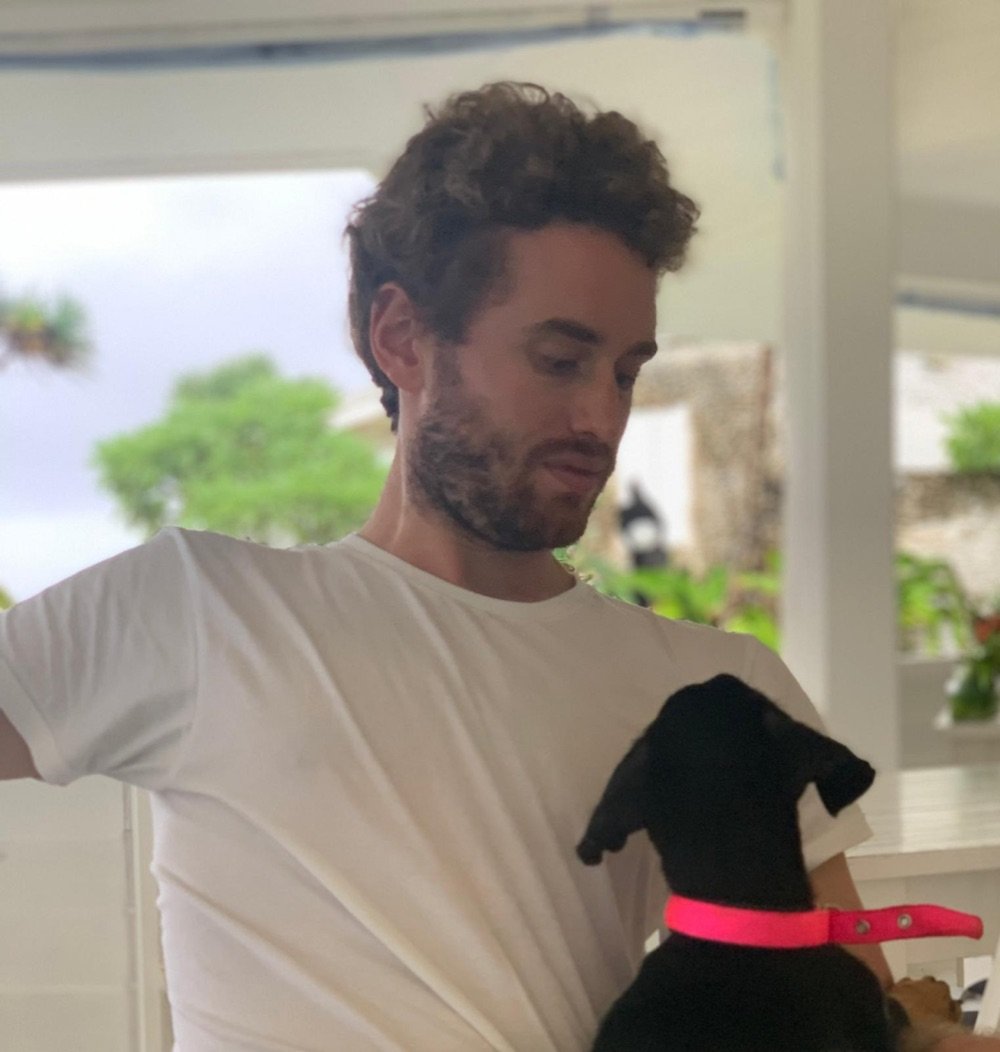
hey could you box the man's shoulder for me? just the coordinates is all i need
[583,586,766,677]
[586,586,743,644]
[143,527,358,596]
[157,526,348,565]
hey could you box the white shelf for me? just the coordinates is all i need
[934,708,1000,739]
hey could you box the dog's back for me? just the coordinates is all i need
[594,937,896,1051]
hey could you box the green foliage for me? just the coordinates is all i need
[896,551,973,654]
[93,354,388,544]
[948,630,1000,721]
[0,292,91,370]
[560,547,984,658]
[173,355,274,402]
[723,605,780,652]
[1,285,92,609]
[944,402,1000,474]
[560,550,781,651]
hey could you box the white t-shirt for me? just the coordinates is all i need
[0,527,872,1051]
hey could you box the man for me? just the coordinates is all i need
[0,82,989,1051]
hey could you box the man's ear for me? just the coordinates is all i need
[576,736,649,866]
[763,707,875,816]
[369,283,430,396]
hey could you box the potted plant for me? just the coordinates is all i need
[947,611,1000,722]
[973,605,1000,646]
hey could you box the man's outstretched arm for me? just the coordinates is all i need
[809,852,894,988]
[811,853,1000,1050]
[0,707,40,780]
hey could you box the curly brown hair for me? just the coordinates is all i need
[346,81,699,431]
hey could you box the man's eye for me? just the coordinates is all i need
[544,358,580,376]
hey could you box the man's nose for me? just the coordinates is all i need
[568,374,628,443]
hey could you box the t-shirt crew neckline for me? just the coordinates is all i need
[338,533,593,621]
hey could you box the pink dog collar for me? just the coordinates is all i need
[664,894,983,948]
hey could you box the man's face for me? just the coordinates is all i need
[408,223,658,552]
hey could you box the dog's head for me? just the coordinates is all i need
[576,674,874,873]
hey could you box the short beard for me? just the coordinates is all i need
[409,362,603,552]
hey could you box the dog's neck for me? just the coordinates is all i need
[651,808,815,912]
[665,863,814,912]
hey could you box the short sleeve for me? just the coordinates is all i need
[0,527,197,789]
[741,636,874,871]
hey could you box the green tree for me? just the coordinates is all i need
[0,291,91,372]
[93,354,388,545]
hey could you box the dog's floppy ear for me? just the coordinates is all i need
[763,707,875,816]
[576,736,649,866]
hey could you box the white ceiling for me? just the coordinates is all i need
[0,0,997,349]
[1,0,996,211]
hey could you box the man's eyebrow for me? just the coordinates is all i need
[523,317,658,358]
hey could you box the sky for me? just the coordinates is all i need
[0,169,376,602]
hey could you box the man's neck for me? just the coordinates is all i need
[359,468,576,603]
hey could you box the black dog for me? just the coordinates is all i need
[577,674,909,1052]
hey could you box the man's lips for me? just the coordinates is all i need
[542,461,605,494]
